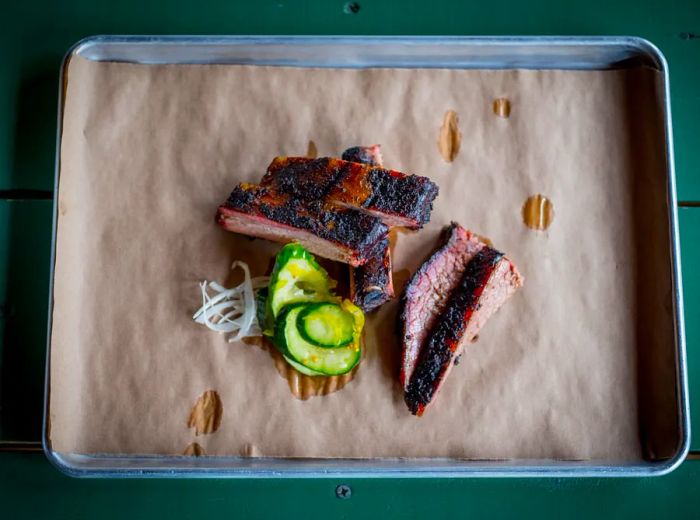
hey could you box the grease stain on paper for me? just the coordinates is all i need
[388,227,414,256]
[392,269,411,294]
[475,234,493,247]
[493,97,511,118]
[242,443,260,457]
[187,390,223,435]
[522,194,554,230]
[389,229,413,293]
[249,337,359,400]
[437,110,461,162]
[271,346,359,400]
[183,442,206,456]
[306,140,318,158]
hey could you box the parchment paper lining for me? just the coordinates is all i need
[48,57,677,461]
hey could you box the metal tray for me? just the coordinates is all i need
[44,35,689,478]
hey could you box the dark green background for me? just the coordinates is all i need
[0,1,699,518]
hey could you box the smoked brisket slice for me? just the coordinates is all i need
[400,223,523,416]
[398,224,484,388]
[261,157,439,229]
[217,183,387,267]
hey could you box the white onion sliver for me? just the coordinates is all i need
[192,261,269,342]
[228,261,256,343]
[208,281,227,292]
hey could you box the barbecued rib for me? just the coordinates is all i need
[403,239,523,416]
[341,144,383,167]
[340,145,395,312]
[217,183,388,266]
[398,223,484,389]
[349,236,394,312]
[261,157,439,229]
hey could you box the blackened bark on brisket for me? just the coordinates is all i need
[398,223,483,388]
[404,247,504,416]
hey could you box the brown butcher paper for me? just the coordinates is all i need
[49,55,677,461]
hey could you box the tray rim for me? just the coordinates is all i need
[43,34,690,478]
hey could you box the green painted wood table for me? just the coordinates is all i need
[1,1,699,517]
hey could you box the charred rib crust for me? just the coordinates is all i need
[221,184,387,263]
[350,237,393,312]
[344,146,393,312]
[404,247,504,415]
[262,157,341,201]
[262,157,439,229]
[363,168,439,228]
[342,146,382,166]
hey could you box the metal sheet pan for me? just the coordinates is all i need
[43,35,689,477]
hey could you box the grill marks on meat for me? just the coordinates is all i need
[217,183,387,266]
[262,157,438,229]
[399,224,484,388]
[400,223,523,416]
